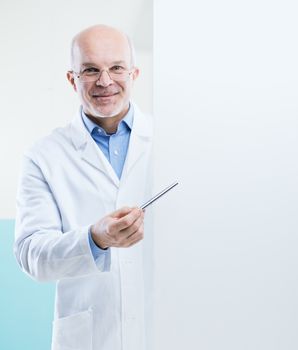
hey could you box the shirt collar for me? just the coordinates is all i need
[81,104,134,136]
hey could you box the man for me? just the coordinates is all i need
[14,25,153,350]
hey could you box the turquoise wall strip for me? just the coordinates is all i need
[0,220,55,350]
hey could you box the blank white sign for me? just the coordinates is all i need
[153,1,298,349]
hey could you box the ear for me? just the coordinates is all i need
[67,71,77,92]
[132,67,140,81]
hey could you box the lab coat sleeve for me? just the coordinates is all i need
[14,154,111,282]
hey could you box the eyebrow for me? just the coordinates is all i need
[81,60,127,67]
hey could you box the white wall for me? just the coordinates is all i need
[153,1,298,349]
[0,0,152,218]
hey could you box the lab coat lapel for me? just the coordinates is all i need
[121,106,152,180]
[70,112,120,188]
[82,139,120,187]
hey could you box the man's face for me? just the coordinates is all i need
[68,29,139,120]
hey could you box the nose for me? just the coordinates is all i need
[95,70,113,87]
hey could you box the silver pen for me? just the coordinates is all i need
[140,182,178,210]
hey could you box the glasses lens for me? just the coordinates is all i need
[80,72,99,82]
[78,70,131,82]
[109,71,130,81]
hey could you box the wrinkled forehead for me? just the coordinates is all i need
[72,32,132,70]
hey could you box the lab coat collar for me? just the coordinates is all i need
[121,104,152,182]
[69,103,152,188]
[70,114,120,187]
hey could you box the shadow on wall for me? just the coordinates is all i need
[0,220,55,350]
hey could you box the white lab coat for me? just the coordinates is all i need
[14,104,154,350]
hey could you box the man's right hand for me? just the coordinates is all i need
[90,207,145,249]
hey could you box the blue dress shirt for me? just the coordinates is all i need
[81,105,134,261]
[82,106,133,179]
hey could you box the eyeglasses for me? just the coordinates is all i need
[71,66,133,83]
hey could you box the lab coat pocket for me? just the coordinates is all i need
[52,308,93,350]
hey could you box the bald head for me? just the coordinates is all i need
[67,24,140,125]
[70,24,136,69]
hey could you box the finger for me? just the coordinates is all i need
[122,229,144,247]
[111,208,143,232]
[126,222,144,240]
[111,206,133,219]
[120,214,144,237]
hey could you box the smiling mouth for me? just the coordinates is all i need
[92,92,119,98]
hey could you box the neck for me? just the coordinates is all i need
[86,106,129,134]
[88,115,121,134]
